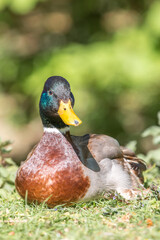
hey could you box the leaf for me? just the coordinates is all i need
[3,182,15,192]
[5,166,18,183]
[0,140,12,154]
[125,140,137,152]
[1,147,12,154]
[145,149,160,165]
[4,158,16,166]
[0,140,12,148]
[7,173,17,183]
[0,178,3,188]
[0,167,9,178]
[153,135,160,145]
[158,111,160,126]
[0,189,8,199]
[142,126,160,138]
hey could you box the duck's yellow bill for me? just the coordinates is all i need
[58,100,82,126]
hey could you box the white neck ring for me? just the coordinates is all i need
[44,126,70,134]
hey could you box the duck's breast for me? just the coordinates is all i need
[15,132,90,206]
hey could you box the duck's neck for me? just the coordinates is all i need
[40,109,68,129]
[43,126,73,148]
[43,126,70,135]
[43,126,80,158]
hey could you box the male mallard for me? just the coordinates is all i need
[15,76,149,207]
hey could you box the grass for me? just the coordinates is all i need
[1,139,160,240]
[0,188,160,240]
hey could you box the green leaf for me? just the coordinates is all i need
[0,167,9,178]
[0,178,4,188]
[158,111,160,126]
[10,0,42,14]
[153,135,160,145]
[142,126,160,138]
[4,158,16,166]
[0,189,8,199]
[145,1,160,37]
[3,182,15,192]
[0,140,12,148]
[125,140,137,152]
[145,149,160,165]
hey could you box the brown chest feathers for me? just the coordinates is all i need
[15,132,90,207]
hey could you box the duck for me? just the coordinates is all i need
[15,76,149,207]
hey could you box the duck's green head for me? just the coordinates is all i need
[39,76,82,129]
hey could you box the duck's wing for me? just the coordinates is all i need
[71,134,147,186]
[120,146,147,184]
[71,134,123,172]
[71,134,101,172]
[120,146,146,171]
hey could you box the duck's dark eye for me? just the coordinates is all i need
[48,90,53,95]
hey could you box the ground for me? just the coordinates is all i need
[0,189,160,240]
[1,140,160,240]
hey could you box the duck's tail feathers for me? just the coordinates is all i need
[121,146,147,186]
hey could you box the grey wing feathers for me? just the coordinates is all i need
[87,134,123,162]
[121,146,147,172]
[71,134,147,183]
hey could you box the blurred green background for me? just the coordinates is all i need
[0,0,160,163]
